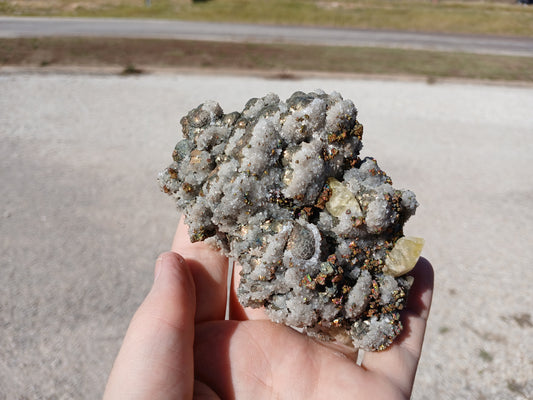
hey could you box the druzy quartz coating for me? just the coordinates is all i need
[159,90,423,351]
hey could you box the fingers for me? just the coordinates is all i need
[172,216,229,322]
[104,252,196,400]
[173,217,268,322]
[229,260,269,321]
[361,257,434,397]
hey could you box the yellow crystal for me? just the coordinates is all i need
[383,236,425,277]
[325,177,362,217]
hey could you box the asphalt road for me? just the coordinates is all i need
[1,72,532,399]
[1,16,532,57]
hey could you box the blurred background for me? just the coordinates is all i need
[1,1,532,399]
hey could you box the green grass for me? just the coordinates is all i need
[2,37,532,82]
[1,0,532,37]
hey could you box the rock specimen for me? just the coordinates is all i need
[159,90,423,351]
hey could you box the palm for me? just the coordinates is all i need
[174,219,433,400]
[195,320,397,399]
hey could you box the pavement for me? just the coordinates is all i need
[1,16,533,57]
[1,71,532,399]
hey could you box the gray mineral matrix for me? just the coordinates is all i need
[159,90,424,351]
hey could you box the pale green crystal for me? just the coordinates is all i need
[384,236,425,277]
[325,177,362,217]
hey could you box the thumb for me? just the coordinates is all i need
[104,252,196,400]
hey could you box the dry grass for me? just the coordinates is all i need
[1,0,532,37]
[2,37,532,82]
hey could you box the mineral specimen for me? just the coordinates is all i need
[159,90,423,351]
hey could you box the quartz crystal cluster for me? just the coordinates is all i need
[159,90,423,351]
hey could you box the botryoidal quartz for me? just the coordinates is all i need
[159,90,424,351]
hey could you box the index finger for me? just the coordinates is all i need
[172,216,229,322]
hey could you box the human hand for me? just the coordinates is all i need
[104,218,434,399]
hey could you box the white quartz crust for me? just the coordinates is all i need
[160,90,419,351]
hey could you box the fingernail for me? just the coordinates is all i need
[174,253,185,266]
[154,255,164,282]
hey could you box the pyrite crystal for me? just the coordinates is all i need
[159,90,423,351]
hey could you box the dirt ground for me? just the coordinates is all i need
[2,37,533,82]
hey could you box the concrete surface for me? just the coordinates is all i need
[1,72,532,399]
[1,16,533,57]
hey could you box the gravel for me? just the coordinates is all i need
[1,71,532,399]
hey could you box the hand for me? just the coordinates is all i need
[104,219,434,399]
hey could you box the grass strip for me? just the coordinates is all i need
[1,37,532,82]
[1,0,532,37]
